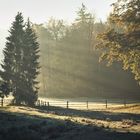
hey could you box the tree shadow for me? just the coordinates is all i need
[36,106,140,122]
[0,107,140,140]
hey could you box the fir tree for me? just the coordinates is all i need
[1,12,25,104]
[23,19,40,105]
[1,13,40,105]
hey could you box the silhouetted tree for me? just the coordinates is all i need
[22,19,40,105]
[1,13,40,105]
[1,12,25,104]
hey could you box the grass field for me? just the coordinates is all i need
[0,104,140,140]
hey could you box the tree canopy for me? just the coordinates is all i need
[96,0,140,85]
[34,4,140,99]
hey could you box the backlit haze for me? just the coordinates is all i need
[0,0,115,58]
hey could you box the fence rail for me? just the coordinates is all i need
[35,99,140,110]
[0,98,140,109]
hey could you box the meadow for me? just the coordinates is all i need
[0,101,140,140]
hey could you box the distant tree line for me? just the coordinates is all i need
[1,0,139,103]
[0,13,40,106]
[34,3,140,98]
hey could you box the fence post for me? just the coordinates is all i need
[38,100,40,106]
[47,102,49,109]
[67,101,69,109]
[124,99,126,107]
[41,100,43,106]
[105,99,107,109]
[86,101,88,109]
[2,98,3,107]
[39,100,41,106]
[0,98,4,107]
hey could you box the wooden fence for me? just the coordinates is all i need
[0,98,12,107]
[0,98,139,109]
[35,99,131,110]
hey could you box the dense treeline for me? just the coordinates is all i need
[34,4,140,99]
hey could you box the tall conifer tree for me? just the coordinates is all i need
[1,12,25,104]
[23,19,40,105]
[1,13,40,105]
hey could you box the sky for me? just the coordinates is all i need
[0,0,116,58]
[0,0,116,29]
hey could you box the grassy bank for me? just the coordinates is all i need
[0,105,140,140]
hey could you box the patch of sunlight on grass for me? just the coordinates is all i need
[1,104,140,133]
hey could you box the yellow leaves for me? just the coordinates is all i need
[95,0,140,85]
[99,52,107,62]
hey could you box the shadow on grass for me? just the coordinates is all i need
[0,106,140,140]
[36,105,140,123]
